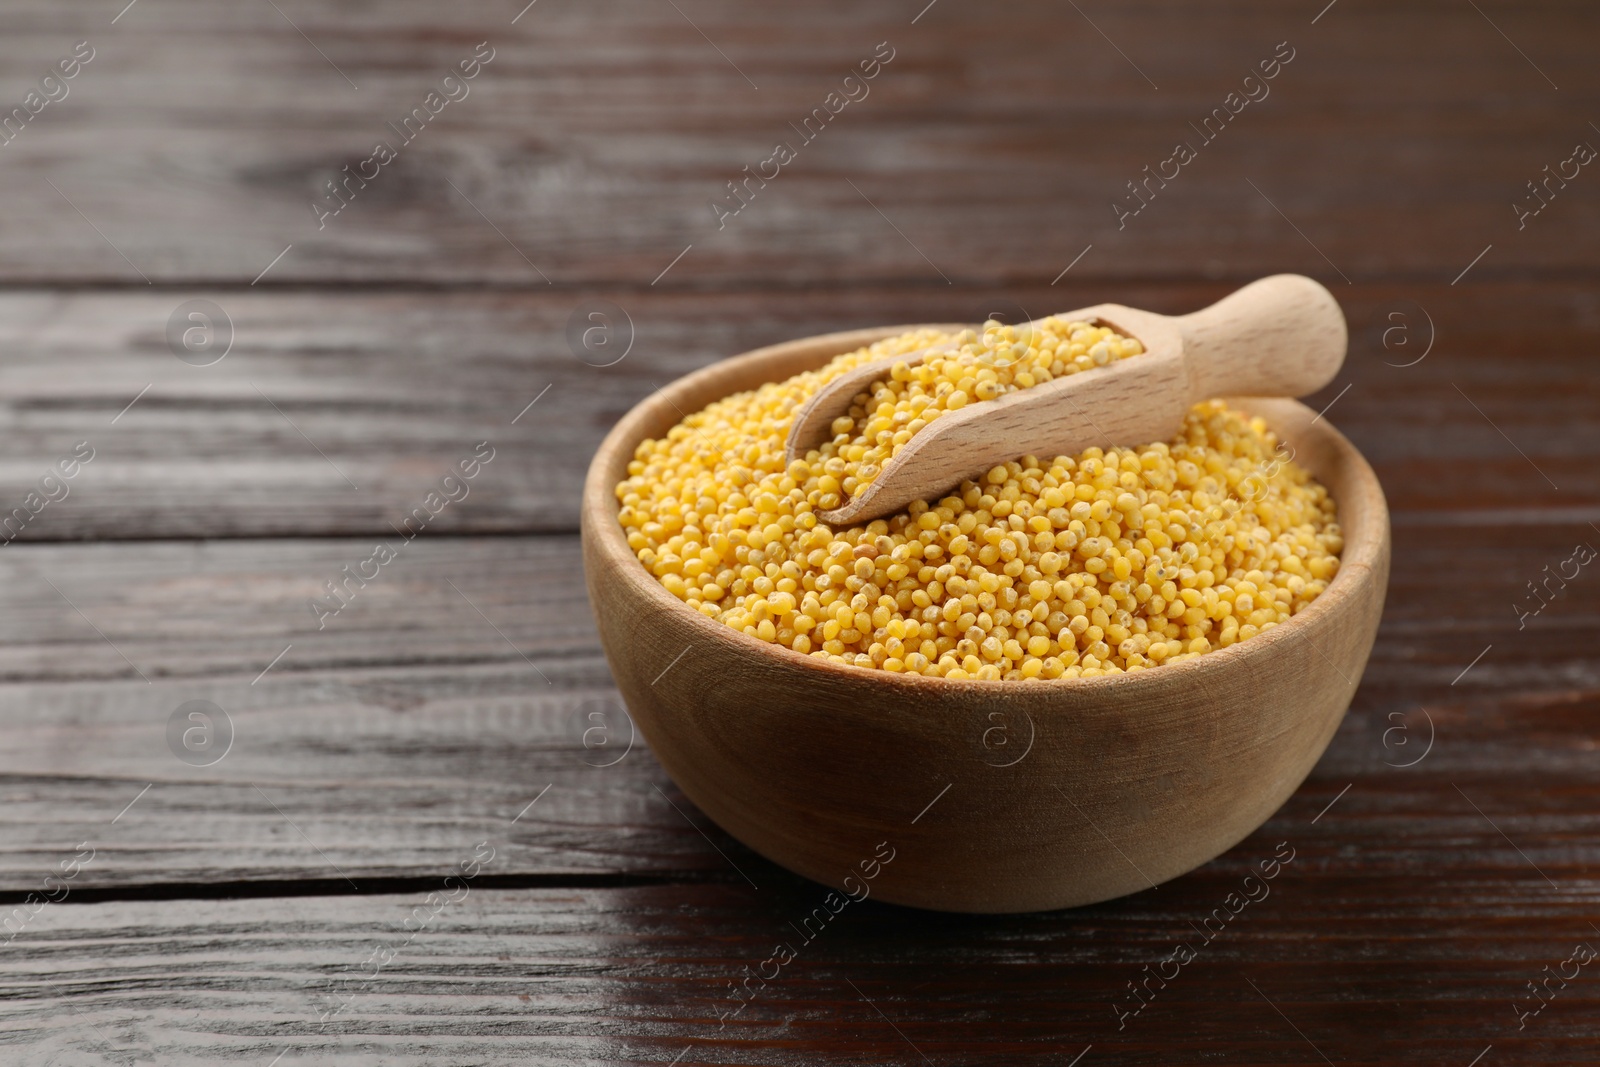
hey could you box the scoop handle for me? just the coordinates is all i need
[1176,274,1347,400]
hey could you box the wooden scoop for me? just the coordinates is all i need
[785,274,1347,526]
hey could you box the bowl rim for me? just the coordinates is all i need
[582,323,1389,699]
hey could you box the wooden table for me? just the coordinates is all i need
[2,1,1596,1063]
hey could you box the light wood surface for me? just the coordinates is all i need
[584,325,1389,912]
[796,274,1347,524]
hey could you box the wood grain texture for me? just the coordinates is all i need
[0,1,1595,285]
[0,515,1590,896]
[0,0,1596,1058]
[0,536,596,684]
[0,663,728,889]
[0,282,1594,542]
[3,527,1576,693]
[5,869,1600,1066]
[0,537,735,888]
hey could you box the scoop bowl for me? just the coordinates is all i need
[581,323,1389,913]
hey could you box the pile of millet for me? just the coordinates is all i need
[615,320,1342,680]
[829,318,1144,506]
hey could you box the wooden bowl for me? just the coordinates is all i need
[581,325,1390,913]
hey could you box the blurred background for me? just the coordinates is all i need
[2,2,1597,1064]
[0,2,1594,529]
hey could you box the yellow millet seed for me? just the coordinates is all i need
[836,318,1143,498]
[615,329,1341,681]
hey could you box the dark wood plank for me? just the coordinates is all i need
[0,520,1594,891]
[0,0,1594,1060]
[0,663,732,887]
[0,282,1594,541]
[5,868,1599,1066]
[0,523,1588,690]
[0,536,739,886]
[0,537,694,886]
[0,1,1594,285]
[0,536,602,684]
